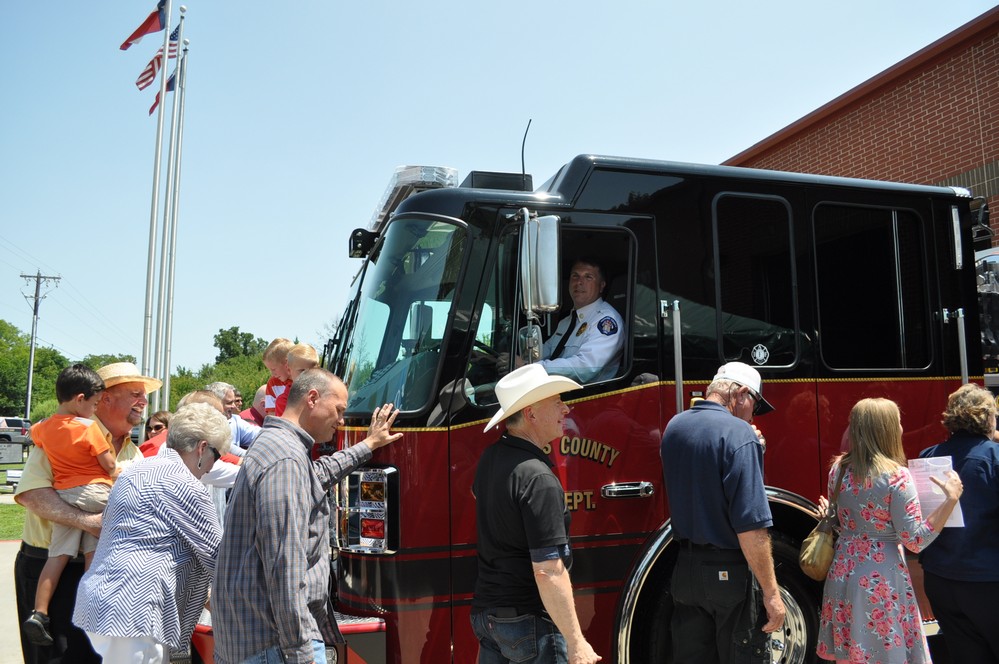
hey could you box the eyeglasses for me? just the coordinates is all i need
[208,446,221,462]
[147,424,166,434]
[747,391,764,416]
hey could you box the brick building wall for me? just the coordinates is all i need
[725,7,999,243]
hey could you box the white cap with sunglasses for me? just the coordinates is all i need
[713,362,775,416]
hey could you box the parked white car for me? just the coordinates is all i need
[0,417,31,446]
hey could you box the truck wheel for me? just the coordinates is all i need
[0,435,10,442]
[770,532,820,664]
[636,534,820,664]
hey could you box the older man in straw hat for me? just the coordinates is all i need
[14,361,161,664]
[470,364,601,664]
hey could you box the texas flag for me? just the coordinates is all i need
[120,1,167,51]
[148,66,177,115]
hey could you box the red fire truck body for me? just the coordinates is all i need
[194,155,984,664]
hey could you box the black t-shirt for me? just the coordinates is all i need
[471,433,571,613]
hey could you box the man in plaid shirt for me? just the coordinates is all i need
[212,368,402,664]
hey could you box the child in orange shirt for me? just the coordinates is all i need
[262,338,294,417]
[274,343,320,415]
[22,364,119,647]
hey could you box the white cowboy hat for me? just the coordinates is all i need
[484,364,583,432]
[97,362,162,394]
[713,361,774,415]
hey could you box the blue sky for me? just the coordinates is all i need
[1,1,996,375]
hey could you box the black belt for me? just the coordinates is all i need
[474,606,550,619]
[19,543,49,560]
[19,542,85,563]
[677,538,723,550]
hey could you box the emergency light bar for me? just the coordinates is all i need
[368,165,459,233]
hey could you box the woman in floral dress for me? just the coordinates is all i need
[815,398,963,663]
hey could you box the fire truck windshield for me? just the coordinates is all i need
[337,215,467,414]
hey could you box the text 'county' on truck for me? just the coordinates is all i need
[279,156,989,664]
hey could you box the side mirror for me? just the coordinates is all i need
[518,325,543,363]
[519,212,560,313]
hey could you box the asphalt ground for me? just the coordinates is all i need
[1,491,25,663]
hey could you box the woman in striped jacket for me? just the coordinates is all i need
[73,402,231,663]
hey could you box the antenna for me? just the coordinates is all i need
[521,119,532,190]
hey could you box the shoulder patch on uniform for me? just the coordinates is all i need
[597,317,619,336]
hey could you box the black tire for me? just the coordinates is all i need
[634,546,675,663]
[770,532,821,664]
[633,533,820,664]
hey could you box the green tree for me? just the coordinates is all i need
[163,332,270,411]
[167,372,203,411]
[29,347,69,420]
[212,355,269,410]
[213,326,268,364]
[0,319,69,419]
[80,353,137,370]
[0,321,30,414]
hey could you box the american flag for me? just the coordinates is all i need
[149,66,178,116]
[135,26,180,91]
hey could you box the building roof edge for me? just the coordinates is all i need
[723,6,999,166]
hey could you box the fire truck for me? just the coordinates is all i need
[196,154,987,663]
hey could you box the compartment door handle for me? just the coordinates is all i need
[601,481,655,499]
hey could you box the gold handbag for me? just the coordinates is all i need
[799,465,846,581]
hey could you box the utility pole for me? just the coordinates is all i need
[21,271,61,419]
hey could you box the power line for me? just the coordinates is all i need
[0,235,137,350]
[21,271,61,418]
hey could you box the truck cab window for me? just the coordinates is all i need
[339,217,466,414]
[815,204,930,369]
[467,228,632,406]
[713,193,798,368]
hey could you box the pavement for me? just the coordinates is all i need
[1,491,24,663]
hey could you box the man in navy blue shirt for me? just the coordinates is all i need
[661,361,784,663]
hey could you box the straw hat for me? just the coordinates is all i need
[97,362,162,394]
[713,361,774,415]
[484,364,583,432]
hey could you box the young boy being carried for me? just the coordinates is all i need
[22,364,119,646]
[262,337,294,417]
[273,343,319,416]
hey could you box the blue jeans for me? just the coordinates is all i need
[470,611,568,664]
[238,640,327,664]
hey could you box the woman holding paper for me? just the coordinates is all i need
[918,383,999,663]
[815,397,963,664]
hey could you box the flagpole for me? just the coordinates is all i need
[141,0,174,393]
[163,42,190,408]
[152,6,186,411]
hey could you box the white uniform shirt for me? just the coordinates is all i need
[540,297,624,383]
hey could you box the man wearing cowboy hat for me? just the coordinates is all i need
[660,361,784,664]
[14,361,161,664]
[470,364,601,664]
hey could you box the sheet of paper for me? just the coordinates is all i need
[908,456,964,527]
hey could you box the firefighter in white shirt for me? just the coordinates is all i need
[539,257,624,384]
